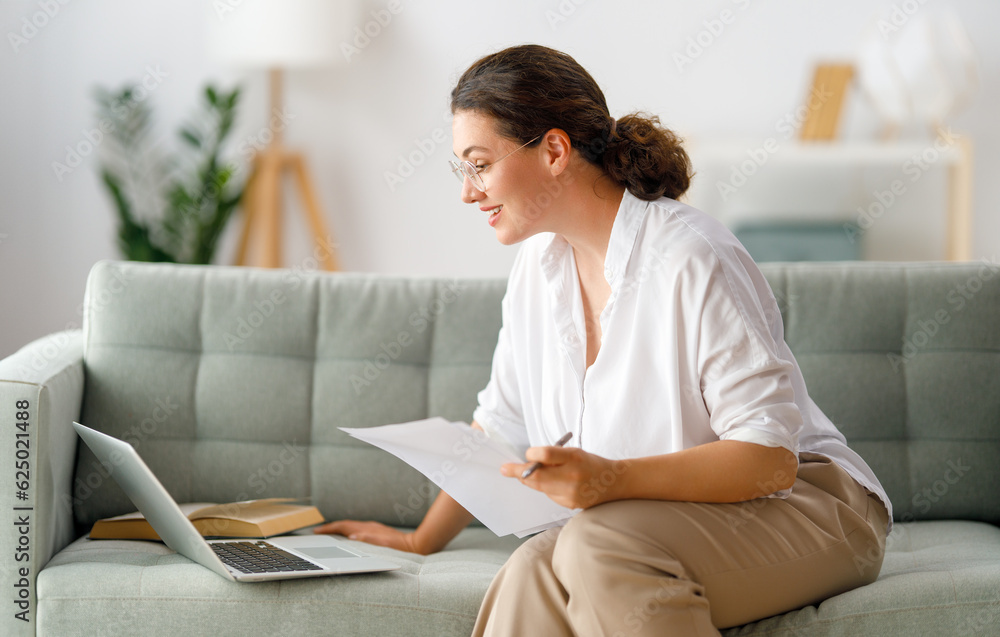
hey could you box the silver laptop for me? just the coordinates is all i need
[73,422,400,582]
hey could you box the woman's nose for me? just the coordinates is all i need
[460,176,485,204]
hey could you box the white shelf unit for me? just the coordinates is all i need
[684,136,973,261]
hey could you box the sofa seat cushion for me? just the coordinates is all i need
[37,521,1000,635]
[724,520,1000,635]
[36,528,524,637]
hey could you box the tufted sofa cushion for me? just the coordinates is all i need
[75,262,505,534]
[760,262,1000,525]
[75,261,1000,533]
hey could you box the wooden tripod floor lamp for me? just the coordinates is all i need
[210,0,343,271]
[234,68,339,271]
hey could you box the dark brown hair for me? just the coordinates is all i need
[451,44,692,201]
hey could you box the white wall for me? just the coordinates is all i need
[2,0,999,357]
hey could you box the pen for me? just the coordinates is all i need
[521,431,574,479]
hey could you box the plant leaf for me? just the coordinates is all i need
[179,127,202,148]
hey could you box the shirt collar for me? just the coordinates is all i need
[603,190,648,287]
[539,189,649,288]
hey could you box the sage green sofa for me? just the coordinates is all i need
[2,259,998,636]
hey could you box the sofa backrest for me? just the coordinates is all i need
[76,260,1000,531]
[76,261,504,532]
[759,261,1000,525]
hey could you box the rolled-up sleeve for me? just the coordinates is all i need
[696,257,803,460]
[703,360,801,456]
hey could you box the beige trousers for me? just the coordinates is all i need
[472,452,889,637]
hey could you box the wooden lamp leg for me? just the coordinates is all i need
[235,149,284,268]
[234,154,262,266]
[233,149,340,270]
[257,150,284,268]
[946,135,974,261]
[289,152,339,271]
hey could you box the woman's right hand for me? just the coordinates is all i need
[313,519,425,554]
[314,423,481,557]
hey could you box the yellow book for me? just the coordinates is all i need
[88,498,324,540]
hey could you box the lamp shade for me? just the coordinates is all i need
[856,7,978,129]
[209,0,351,68]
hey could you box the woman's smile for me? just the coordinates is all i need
[482,205,503,226]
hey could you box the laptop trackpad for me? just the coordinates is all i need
[299,545,360,560]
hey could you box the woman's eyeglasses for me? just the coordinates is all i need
[449,136,540,192]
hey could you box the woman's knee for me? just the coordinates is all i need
[552,502,664,577]
[550,506,618,589]
[505,526,561,576]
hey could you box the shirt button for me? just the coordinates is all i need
[604,268,614,280]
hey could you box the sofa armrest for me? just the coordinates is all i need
[0,330,84,635]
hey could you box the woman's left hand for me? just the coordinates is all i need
[501,446,629,509]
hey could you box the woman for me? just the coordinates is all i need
[316,44,892,636]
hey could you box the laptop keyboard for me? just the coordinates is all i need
[211,541,324,574]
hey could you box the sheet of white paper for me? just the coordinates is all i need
[340,418,578,537]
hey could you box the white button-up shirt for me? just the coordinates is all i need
[473,191,892,521]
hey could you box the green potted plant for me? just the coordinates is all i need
[95,84,244,264]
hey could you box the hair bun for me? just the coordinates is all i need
[602,113,692,201]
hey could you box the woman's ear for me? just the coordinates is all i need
[540,128,572,177]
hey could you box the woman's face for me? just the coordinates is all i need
[452,110,556,246]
